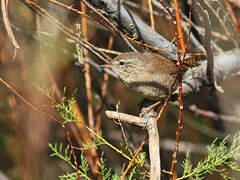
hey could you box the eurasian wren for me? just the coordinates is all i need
[108,52,198,100]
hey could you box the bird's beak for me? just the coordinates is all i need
[100,64,112,68]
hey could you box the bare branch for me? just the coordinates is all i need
[105,110,161,180]
[105,111,145,127]
[1,0,20,49]
[1,0,20,60]
[182,51,240,95]
[87,0,177,60]
[192,1,214,89]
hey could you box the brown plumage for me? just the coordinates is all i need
[109,52,199,100]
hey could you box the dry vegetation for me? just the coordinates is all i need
[0,0,240,179]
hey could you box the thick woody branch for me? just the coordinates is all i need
[145,111,161,180]
[182,50,240,95]
[99,51,240,97]
[105,111,145,127]
[85,0,240,97]
[105,110,161,180]
[192,1,214,87]
[86,0,177,60]
[170,101,240,124]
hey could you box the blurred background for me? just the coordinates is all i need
[0,0,240,179]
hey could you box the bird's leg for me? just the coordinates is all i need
[139,99,161,117]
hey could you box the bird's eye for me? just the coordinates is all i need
[119,60,125,66]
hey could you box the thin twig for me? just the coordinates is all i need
[148,0,155,30]
[170,0,186,177]
[203,0,239,48]
[81,1,100,175]
[0,77,80,180]
[187,104,240,123]
[121,137,147,180]
[155,0,182,123]
[87,0,177,60]
[1,0,20,50]
[105,110,160,180]
[173,0,186,52]
[48,0,91,19]
[96,32,114,133]
[115,101,132,153]
[20,0,110,63]
[1,0,20,60]
[80,0,137,52]
[223,0,240,36]
[228,0,240,8]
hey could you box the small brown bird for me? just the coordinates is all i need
[106,52,198,100]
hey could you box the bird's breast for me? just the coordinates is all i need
[128,72,178,100]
